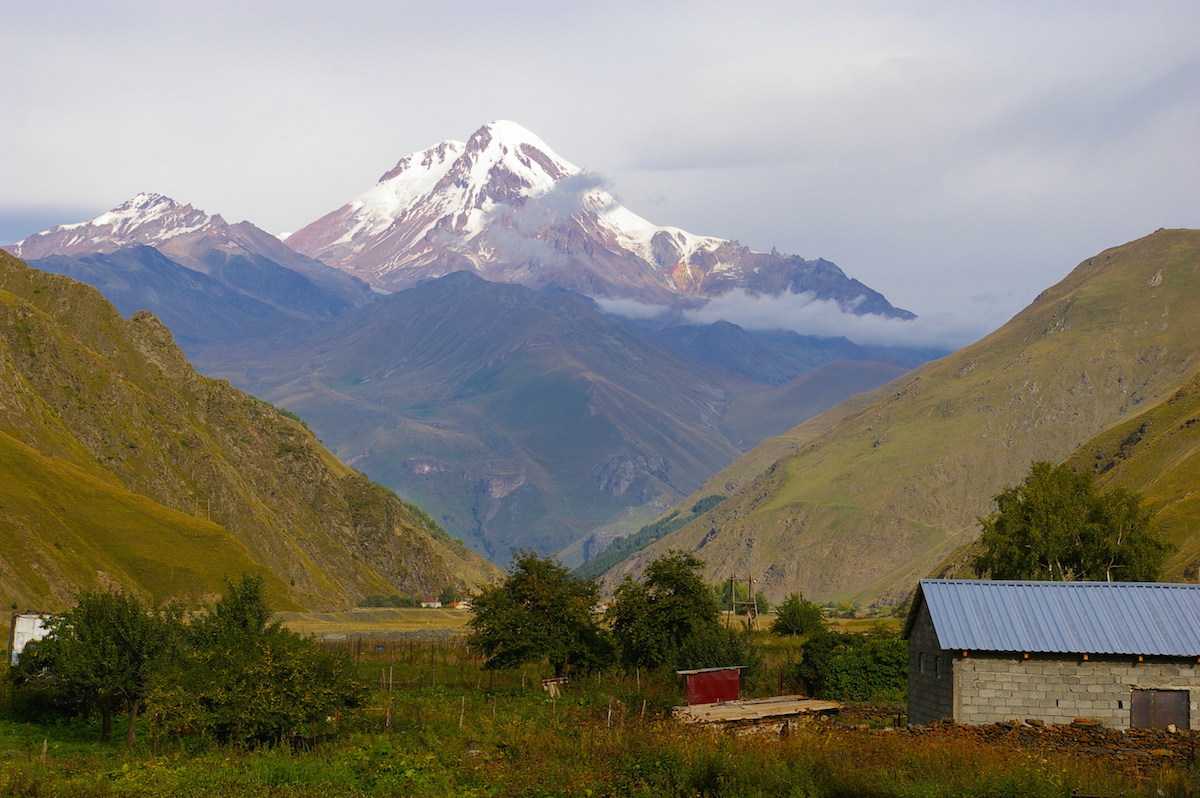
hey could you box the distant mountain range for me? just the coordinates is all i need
[8,193,373,353]
[0,249,498,611]
[602,229,1200,604]
[2,122,944,567]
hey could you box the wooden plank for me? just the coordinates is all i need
[673,695,840,725]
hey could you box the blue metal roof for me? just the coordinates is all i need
[912,579,1200,657]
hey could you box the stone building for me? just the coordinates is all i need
[904,579,1200,729]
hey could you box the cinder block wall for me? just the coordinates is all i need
[956,656,1200,729]
[907,603,953,725]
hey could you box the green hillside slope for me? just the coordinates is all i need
[1062,370,1200,579]
[0,250,498,610]
[603,229,1200,604]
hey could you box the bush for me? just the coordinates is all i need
[794,628,906,702]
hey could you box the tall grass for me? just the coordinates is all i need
[0,639,1192,797]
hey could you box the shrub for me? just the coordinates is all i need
[795,628,906,702]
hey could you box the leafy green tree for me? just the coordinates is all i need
[12,589,181,745]
[973,461,1174,581]
[795,627,906,701]
[610,550,731,670]
[151,574,364,745]
[467,551,609,676]
[771,593,827,636]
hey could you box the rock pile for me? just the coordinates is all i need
[905,718,1198,773]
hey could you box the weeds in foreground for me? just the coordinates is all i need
[0,640,1194,797]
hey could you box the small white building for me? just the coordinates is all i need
[905,579,1200,730]
[9,612,51,665]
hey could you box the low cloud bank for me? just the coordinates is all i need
[598,289,995,351]
[594,296,672,320]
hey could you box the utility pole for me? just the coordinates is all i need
[729,573,759,630]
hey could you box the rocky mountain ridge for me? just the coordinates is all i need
[7,193,375,353]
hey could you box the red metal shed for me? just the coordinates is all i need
[676,666,744,705]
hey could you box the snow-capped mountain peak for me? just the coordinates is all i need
[285,122,913,317]
[286,121,734,299]
[10,193,214,259]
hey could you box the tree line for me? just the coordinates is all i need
[468,549,760,677]
[10,575,363,747]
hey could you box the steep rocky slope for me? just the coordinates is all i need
[602,229,1200,603]
[0,250,497,610]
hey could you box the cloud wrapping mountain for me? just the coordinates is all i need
[286,121,917,323]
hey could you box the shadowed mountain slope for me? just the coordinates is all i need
[721,360,911,450]
[0,250,497,611]
[601,229,1200,604]
[197,271,764,560]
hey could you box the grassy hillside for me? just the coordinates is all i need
[0,250,499,611]
[1061,369,1200,579]
[603,229,1200,604]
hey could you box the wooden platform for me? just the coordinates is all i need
[673,695,841,735]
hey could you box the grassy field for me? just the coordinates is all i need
[275,607,473,638]
[2,632,1196,797]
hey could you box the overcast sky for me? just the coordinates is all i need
[3,0,1199,347]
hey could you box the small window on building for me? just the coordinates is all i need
[918,652,925,675]
[934,656,941,678]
